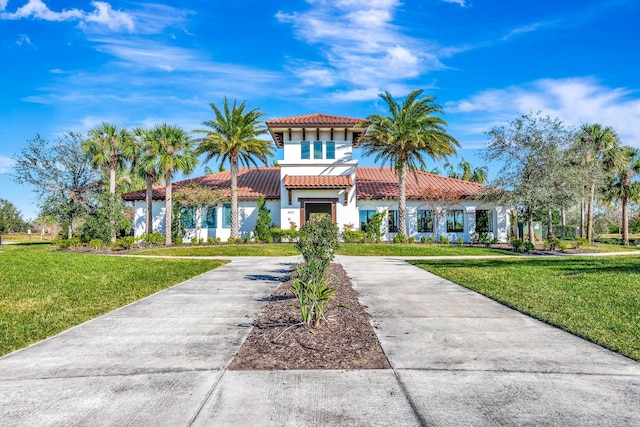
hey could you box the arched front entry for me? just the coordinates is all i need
[299,198,338,226]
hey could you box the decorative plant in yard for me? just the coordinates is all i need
[292,216,340,329]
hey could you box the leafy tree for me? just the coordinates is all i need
[173,182,224,241]
[575,124,619,242]
[82,123,133,243]
[149,124,198,245]
[194,97,273,239]
[484,112,575,245]
[12,133,100,238]
[81,193,132,243]
[254,195,273,241]
[421,187,463,241]
[0,199,23,242]
[360,89,459,237]
[604,145,640,246]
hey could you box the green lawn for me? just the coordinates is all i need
[138,242,515,257]
[410,256,640,361]
[0,244,226,356]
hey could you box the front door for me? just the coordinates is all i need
[305,202,332,222]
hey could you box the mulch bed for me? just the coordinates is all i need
[228,263,391,370]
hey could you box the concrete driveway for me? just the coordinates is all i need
[1,255,639,426]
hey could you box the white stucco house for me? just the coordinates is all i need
[122,114,509,242]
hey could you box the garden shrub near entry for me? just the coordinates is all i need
[293,216,340,329]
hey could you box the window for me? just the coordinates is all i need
[313,141,323,159]
[388,210,398,233]
[180,207,196,228]
[222,204,231,228]
[301,141,310,159]
[359,209,376,231]
[475,210,493,233]
[326,141,335,159]
[202,207,217,228]
[446,210,464,232]
[417,209,434,232]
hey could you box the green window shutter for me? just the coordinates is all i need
[222,204,231,228]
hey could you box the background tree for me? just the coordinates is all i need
[445,158,489,184]
[0,199,23,242]
[604,145,640,246]
[360,89,459,238]
[194,97,273,240]
[484,112,574,245]
[421,187,463,241]
[82,123,133,243]
[575,124,619,242]
[150,124,198,245]
[12,133,100,238]
[173,182,224,241]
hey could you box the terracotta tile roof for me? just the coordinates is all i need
[121,167,281,201]
[265,114,364,127]
[122,166,484,202]
[355,167,485,200]
[284,175,352,189]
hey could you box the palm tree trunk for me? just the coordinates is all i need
[165,171,172,245]
[145,174,153,234]
[109,166,117,244]
[398,165,407,237]
[195,205,202,242]
[587,182,596,242]
[622,194,629,246]
[230,156,239,240]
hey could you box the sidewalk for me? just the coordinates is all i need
[1,255,639,426]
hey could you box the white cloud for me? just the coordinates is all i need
[442,0,467,6]
[448,78,640,148]
[0,0,8,11]
[1,0,134,32]
[16,34,34,47]
[0,155,14,174]
[276,0,450,100]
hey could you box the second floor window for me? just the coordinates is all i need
[326,141,335,159]
[301,141,310,159]
[313,141,323,159]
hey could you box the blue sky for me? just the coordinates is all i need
[1,0,639,219]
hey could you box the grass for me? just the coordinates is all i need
[137,242,515,257]
[0,244,226,356]
[1,232,55,242]
[410,256,640,361]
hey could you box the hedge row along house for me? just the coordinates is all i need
[122,114,509,242]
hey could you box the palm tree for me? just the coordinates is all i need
[605,145,640,246]
[577,124,619,242]
[194,98,273,240]
[360,89,460,237]
[149,124,198,245]
[471,165,489,184]
[82,123,133,243]
[132,127,162,235]
[445,158,488,184]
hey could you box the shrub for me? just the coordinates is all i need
[392,233,407,243]
[243,236,250,244]
[523,241,535,253]
[543,237,561,251]
[510,239,525,253]
[207,237,215,245]
[342,229,365,243]
[52,238,70,250]
[426,236,435,244]
[174,236,183,245]
[141,232,164,246]
[254,195,273,242]
[573,238,589,249]
[88,239,106,250]
[408,236,416,244]
[420,236,427,244]
[227,237,234,244]
[111,236,135,250]
[439,235,450,244]
[363,211,385,243]
[457,237,464,245]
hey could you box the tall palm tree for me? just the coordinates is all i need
[577,124,619,242]
[82,123,133,243]
[605,145,640,246]
[149,124,198,245]
[132,127,162,235]
[194,98,273,240]
[360,89,459,237]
